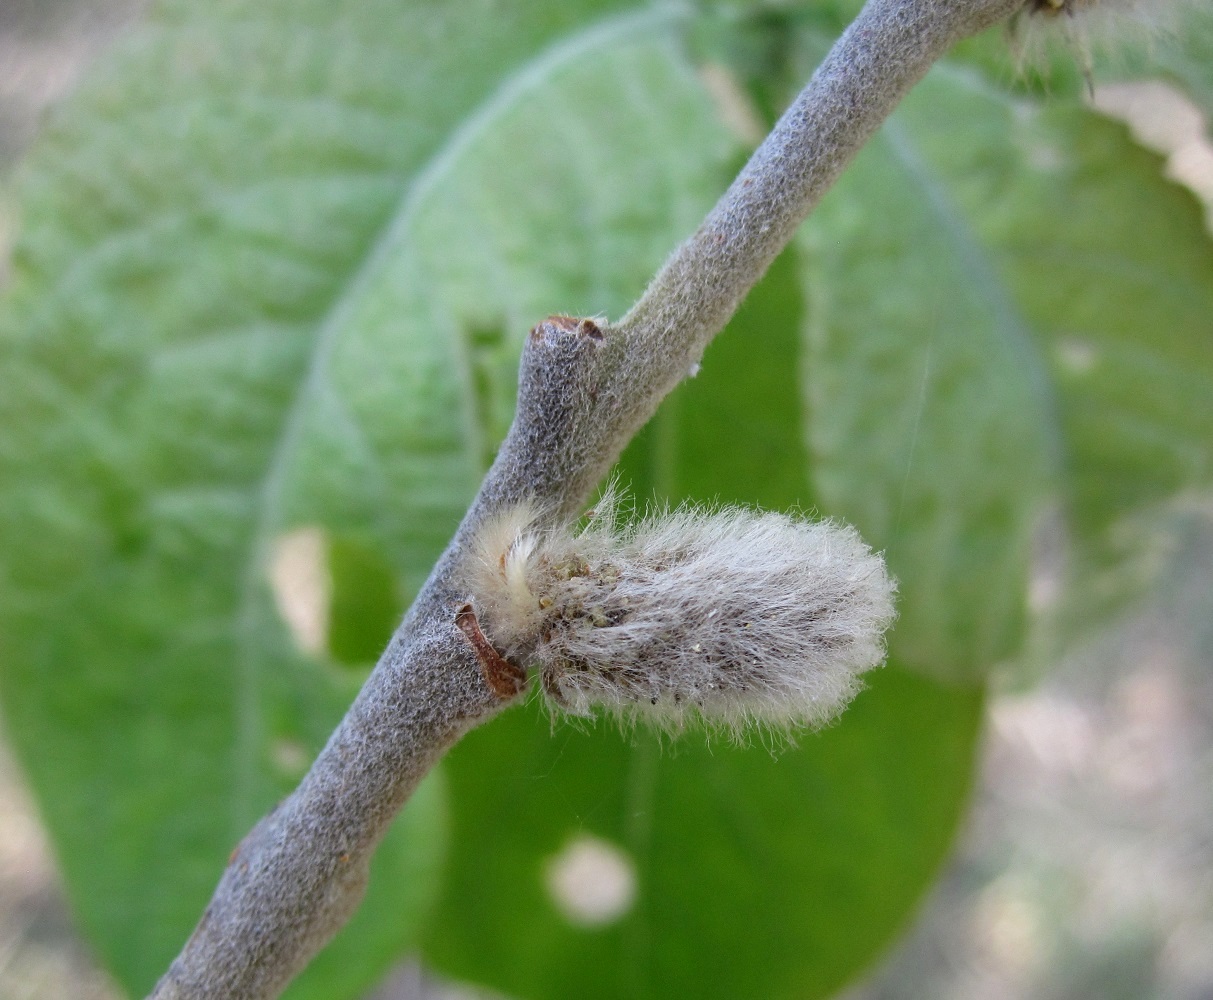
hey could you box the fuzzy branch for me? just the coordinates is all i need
[149,0,1024,996]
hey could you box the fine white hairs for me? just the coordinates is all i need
[463,489,897,735]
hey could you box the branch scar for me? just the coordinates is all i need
[455,603,527,700]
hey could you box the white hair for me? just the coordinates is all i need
[463,489,897,737]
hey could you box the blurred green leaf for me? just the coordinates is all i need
[0,1,730,995]
[427,667,983,1000]
[1144,10,1213,117]
[940,0,1213,120]
[265,14,736,591]
[1066,3,1213,115]
[801,62,1213,678]
[621,246,811,508]
[325,533,404,669]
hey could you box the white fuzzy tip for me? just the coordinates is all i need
[464,491,897,736]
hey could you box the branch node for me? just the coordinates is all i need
[530,314,606,344]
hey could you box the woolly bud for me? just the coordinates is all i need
[463,491,896,735]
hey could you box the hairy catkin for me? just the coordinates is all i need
[464,492,897,735]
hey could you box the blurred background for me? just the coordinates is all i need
[1,2,1211,998]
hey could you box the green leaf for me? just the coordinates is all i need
[1073,3,1213,116]
[0,1,730,995]
[800,62,1213,678]
[620,241,811,507]
[266,12,737,584]
[424,252,986,999]
[940,0,1213,123]
[325,532,405,669]
[427,667,983,1000]
[1145,11,1213,118]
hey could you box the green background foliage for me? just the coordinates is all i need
[0,1,1209,998]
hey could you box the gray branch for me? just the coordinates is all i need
[148,0,1024,996]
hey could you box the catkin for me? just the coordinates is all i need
[464,491,897,735]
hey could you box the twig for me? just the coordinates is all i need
[149,0,1024,996]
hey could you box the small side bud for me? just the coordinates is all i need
[464,490,896,736]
